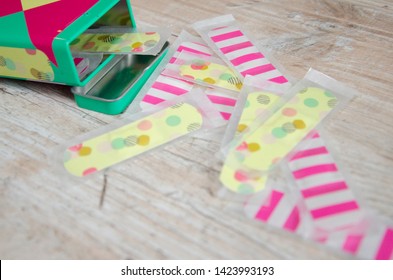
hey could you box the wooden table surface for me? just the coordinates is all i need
[1,0,392,259]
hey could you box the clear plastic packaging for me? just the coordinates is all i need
[220,76,291,155]
[282,131,366,232]
[204,87,238,121]
[222,69,356,189]
[70,27,171,56]
[218,76,291,193]
[243,132,393,259]
[193,14,290,84]
[56,89,225,178]
[127,30,214,113]
[244,185,393,259]
[162,50,243,92]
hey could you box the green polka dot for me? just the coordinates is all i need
[244,100,250,108]
[5,59,16,70]
[238,183,254,194]
[272,127,287,138]
[304,98,319,108]
[166,115,181,126]
[111,138,125,149]
[219,73,233,81]
[325,91,334,97]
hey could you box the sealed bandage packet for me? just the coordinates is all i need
[245,187,393,259]
[219,76,290,193]
[283,132,365,232]
[244,133,393,259]
[61,89,225,177]
[70,27,170,56]
[162,50,243,92]
[221,70,355,193]
[221,76,291,152]
[127,30,213,112]
[193,14,289,84]
[129,30,239,121]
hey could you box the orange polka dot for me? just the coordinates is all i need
[137,135,150,146]
[293,119,306,129]
[237,124,248,133]
[79,146,92,156]
[248,143,260,152]
[203,77,216,84]
[132,42,143,48]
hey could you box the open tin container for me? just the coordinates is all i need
[0,0,169,114]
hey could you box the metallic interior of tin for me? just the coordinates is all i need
[71,42,169,101]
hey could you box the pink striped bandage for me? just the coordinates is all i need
[244,187,393,259]
[286,133,365,232]
[140,38,212,109]
[244,187,307,235]
[193,14,288,84]
[134,31,240,121]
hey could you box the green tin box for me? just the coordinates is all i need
[0,0,168,114]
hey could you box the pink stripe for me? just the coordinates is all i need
[220,112,232,120]
[169,57,177,64]
[142,94,165,105]
[301,181,348,198]
[268,76,288,84]
[291,146,329,161]
[152,82,189,96]
[343,234,363,254]
[240,64,276,77]
[177,45,212,56]
[207,94,237,107]
[293,164,338,179]
[255,190,284,221]
[283,206,300,232]
[74,58,83,64]
[230,53,264,66]
[311,201,359,219]
[220,41,253,54]
[375,228,393,260]
[211,30,244,42]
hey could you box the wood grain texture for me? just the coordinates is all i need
[1,0,392,259]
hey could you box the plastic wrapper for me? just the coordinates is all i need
[127,30,214,113]
[128,30,239,123]
[244,132,393,259]
[55,89,225,178]
[193,14,290,84]
[70,27,170,56]
[218,76,290,193]
[221,69,356,193]
[162,50,243,92]
[283,132,365,232]
[220,76,291,154]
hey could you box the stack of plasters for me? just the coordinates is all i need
[62,15,393,259]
